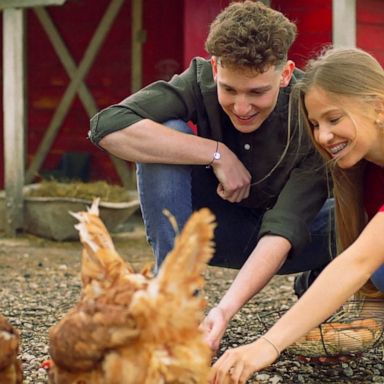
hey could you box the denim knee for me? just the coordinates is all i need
[136,119,195,269]
[371,265,384,292]
[136,119,194,205]
[278,198,335,274]
[163,119,194,134]
[310,198,335,234]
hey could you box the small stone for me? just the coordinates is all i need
[22,353,36,362]
[270,375,282,384]
[342,366,354,377]
[255,373,270,381]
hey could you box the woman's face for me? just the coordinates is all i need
[304,86,383,168]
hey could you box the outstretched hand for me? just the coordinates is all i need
[200,306,229,352]
[208,337,280,384]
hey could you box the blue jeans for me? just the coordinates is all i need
[371,266,384,292]
[137,120,335,274]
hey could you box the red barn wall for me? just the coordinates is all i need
[271,0,333,69]
[1,0,383,189]
[142,0,183,86]
[0,0,183,188]
[27,0,133,184]
[182,0,333,77]
[357,0,384,66]
[183,0,231,68]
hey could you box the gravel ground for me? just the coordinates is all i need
[1,221,384,384]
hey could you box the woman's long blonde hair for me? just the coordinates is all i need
[292,47,384,297]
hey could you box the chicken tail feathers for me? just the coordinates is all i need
[0,314,23,384]
[156,208,216,292]
[70,198,115,254]
[71,198,134,287]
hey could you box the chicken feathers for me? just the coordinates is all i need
[0,314,22,384]
[47,199,215,383]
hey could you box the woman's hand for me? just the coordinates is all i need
[208,337,280,384]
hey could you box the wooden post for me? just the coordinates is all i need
[128,0,144,188]
[131,0,144,93]
[0,0,65,8]
[1,0,67,237]
[3,8,25,236]
[333,0,356,47]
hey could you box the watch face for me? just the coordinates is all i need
[214,152,221,160]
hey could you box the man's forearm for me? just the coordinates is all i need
[216,235,291,321]
[99,119,218,165]
[99,120,252,201]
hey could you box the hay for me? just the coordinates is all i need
[25,181,133,203]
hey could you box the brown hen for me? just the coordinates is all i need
[0,314,22,384]
[47,199,215,384]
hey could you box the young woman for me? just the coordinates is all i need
[209,46,384,384]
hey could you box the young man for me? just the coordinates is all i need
[89,1,334,352]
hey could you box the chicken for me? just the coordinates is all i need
[47,198,215,383]
[0,314,22,384]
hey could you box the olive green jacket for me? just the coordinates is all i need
[89,58,328,257]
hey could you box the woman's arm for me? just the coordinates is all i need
[209,212,384,384]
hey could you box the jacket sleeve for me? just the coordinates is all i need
[258,146,330,258]
[88,60,202,145]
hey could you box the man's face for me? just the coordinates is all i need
[211,57,295,133]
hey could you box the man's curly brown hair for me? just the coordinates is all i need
[205,1,297,72]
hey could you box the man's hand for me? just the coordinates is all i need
[200,306,230,352]
[212,144,251,203]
